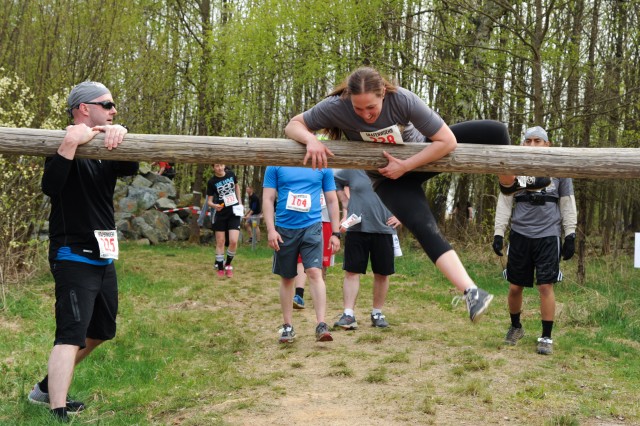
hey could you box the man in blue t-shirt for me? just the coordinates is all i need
[262,166,341,343]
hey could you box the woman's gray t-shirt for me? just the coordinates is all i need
[302,87,444,144]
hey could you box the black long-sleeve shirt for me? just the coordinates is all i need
[42,153,138,261]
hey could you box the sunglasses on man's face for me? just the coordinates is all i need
[81,101,116,110]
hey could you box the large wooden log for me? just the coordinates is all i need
[0,127,638,179]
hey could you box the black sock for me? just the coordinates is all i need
[542,320,554,339]
[226,250,236,266]
[39,375,49,393]
[510,312,522,329]
[216,261,224,271]
[295,287,304,298]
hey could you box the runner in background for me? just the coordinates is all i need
[493,126,577,355]
[243,185,262,244]
[206,164,242,278]
[151,161,176,180]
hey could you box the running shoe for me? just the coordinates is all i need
[293,294,305,309]
[315,322,333,342]
[278,324,296,344]
[334,313,358,330]
[28,383,85,413]
[463,287,494,322]
[537,337,553,355]
[504,326,525,345]
[370,312,389,328]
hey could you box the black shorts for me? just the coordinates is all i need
[213,210,241,232]
[343,232,395,276]
[51,261,118,348]
[506,231,562,287]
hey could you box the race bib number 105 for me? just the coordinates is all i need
[286,192,311,212]
[94,230,119,259]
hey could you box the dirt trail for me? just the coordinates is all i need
[184,280,536,425]
[163,256,634,426]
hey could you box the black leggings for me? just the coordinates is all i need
[374,120,510,263]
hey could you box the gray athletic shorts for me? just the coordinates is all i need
[272,222,323,279]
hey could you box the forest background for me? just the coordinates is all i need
[1,0,640,290]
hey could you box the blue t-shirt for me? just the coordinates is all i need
[263,166,336,229]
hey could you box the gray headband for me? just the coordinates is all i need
[524,126,548,142]
[67,81,111,111]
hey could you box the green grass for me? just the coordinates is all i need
[364,366,388,384]
[1,240,639,425]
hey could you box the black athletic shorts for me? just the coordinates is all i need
[506,231,562,287]
[343,232,395,276]
[51,261,118,348]
[213,209,241,232]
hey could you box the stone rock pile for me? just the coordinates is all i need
[113,166,213,245]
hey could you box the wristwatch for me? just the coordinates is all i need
[331,232,342,239]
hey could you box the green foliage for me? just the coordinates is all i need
[0,69,34,128]
[0,71,47,305]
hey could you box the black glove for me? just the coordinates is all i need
[562,233,576,260]
[492,235,504,256]
[499,176,551,195]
